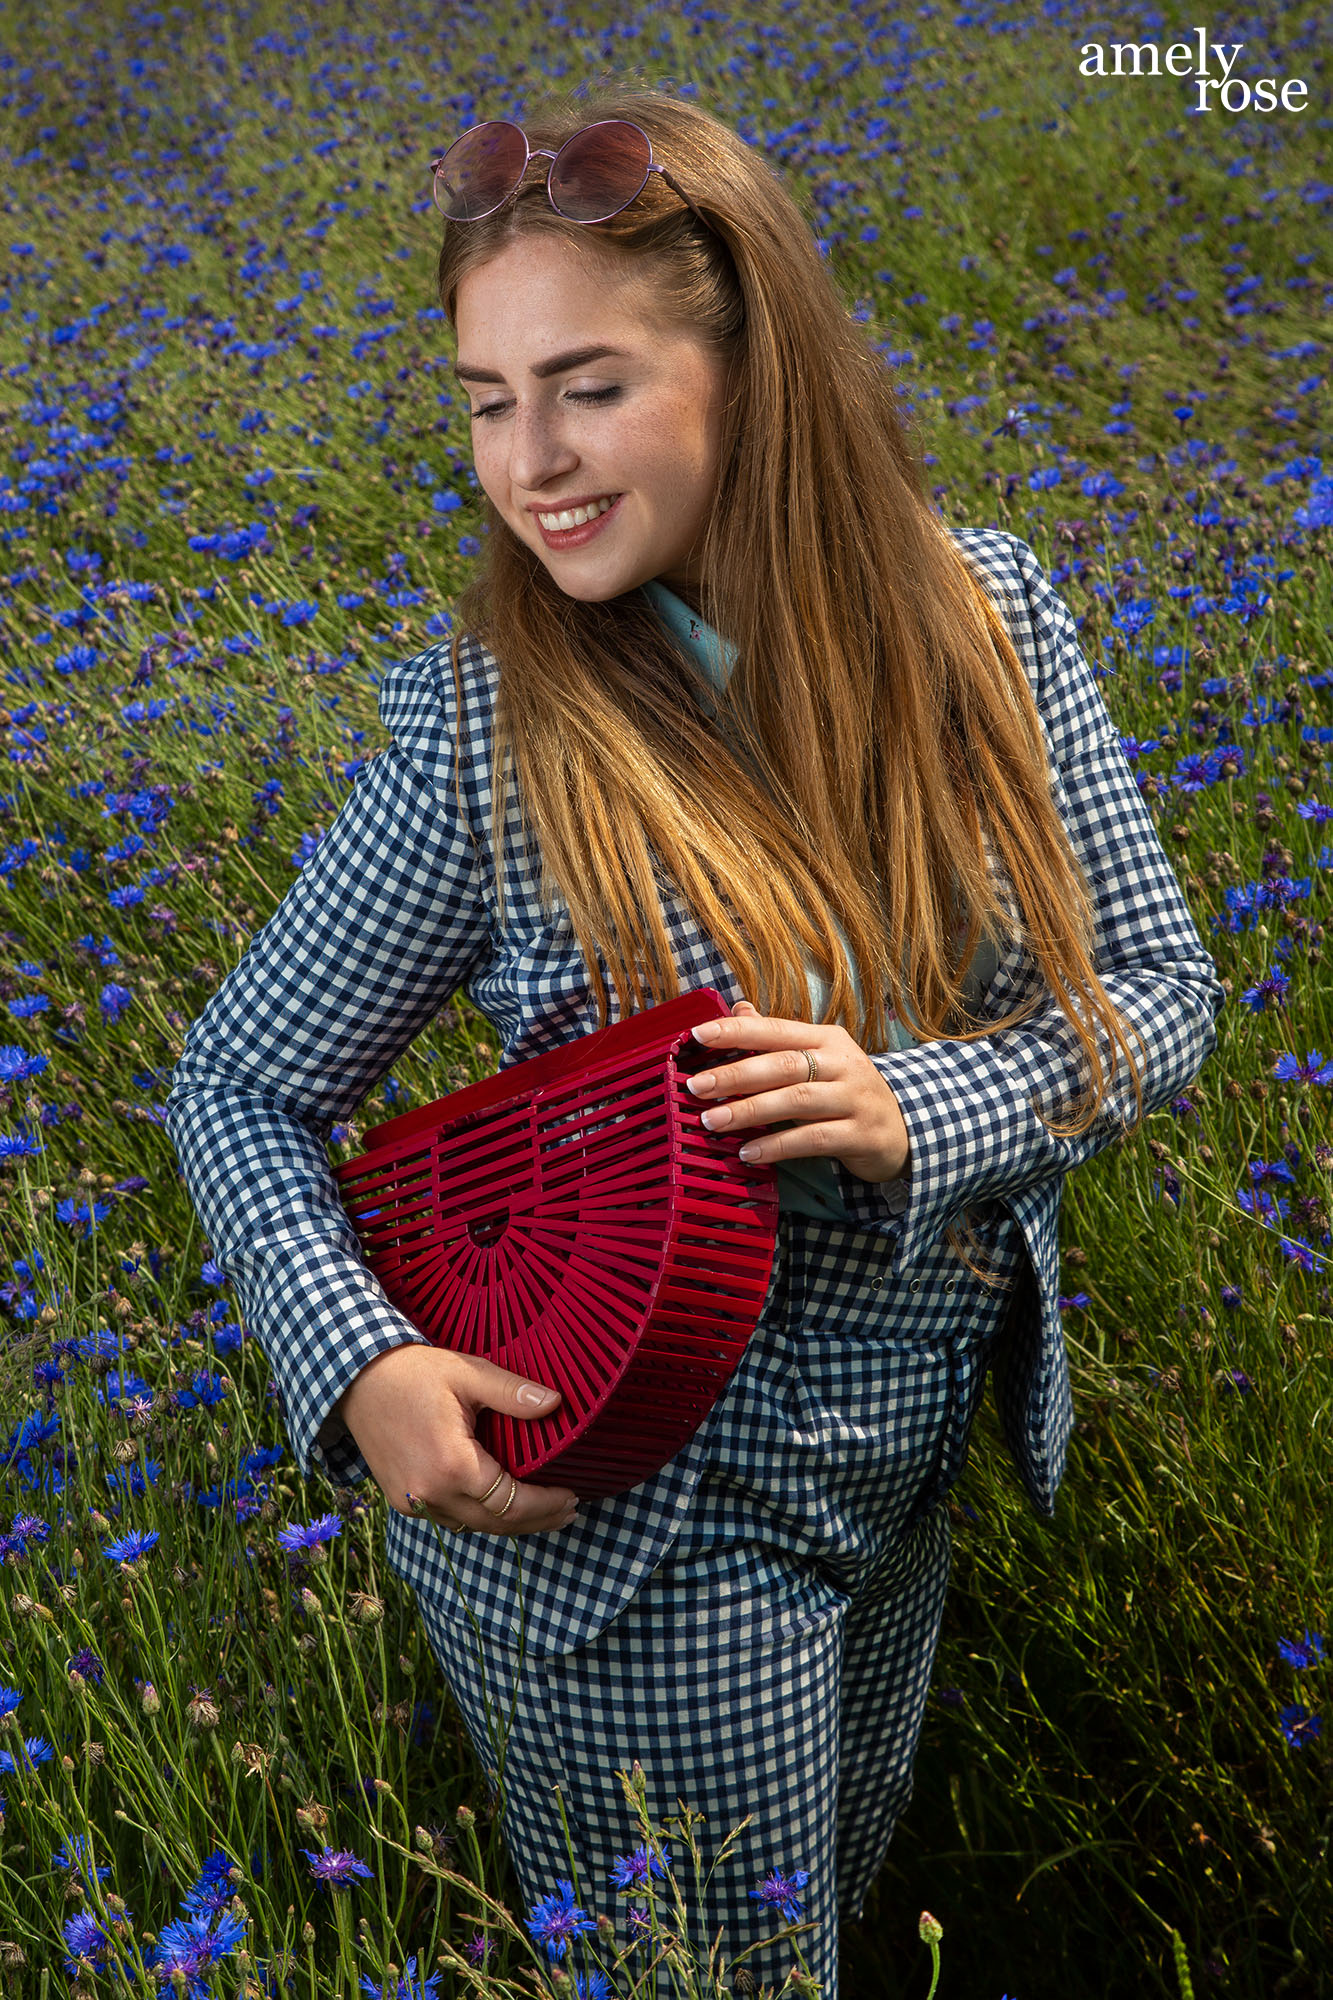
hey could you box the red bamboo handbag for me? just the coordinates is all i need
[331,987,779,1498]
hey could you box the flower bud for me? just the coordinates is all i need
[187,1690,221,1731]
[141,1683,161,1716]
[918,1910,944,1946]
[455,1804,476,1829]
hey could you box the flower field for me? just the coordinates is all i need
[0,0,1329,1993]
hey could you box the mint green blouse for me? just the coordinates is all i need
[642,576,918,1224]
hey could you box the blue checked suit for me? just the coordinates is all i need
[165,525,1224,1673]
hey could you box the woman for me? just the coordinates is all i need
[166,81,1224,1994]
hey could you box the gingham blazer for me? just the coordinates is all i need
[165,527,1224,1647]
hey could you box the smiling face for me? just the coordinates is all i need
[453,233,730,612]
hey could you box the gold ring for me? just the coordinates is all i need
[804,1049,819,1084]
[477,1469,507,1504]
[495,1474,518,1517]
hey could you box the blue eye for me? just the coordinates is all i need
[470,386,621,422]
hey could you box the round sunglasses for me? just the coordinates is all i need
[430,118,715,234]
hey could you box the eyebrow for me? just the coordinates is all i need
[452,342,632,385]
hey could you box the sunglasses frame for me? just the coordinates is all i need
[428,118,715,235]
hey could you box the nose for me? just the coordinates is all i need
[504,400,580,497]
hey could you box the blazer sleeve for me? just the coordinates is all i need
[833,530,1226,1272]
[163,653,493,1486]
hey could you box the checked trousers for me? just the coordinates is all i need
[418,1204,1025,1997]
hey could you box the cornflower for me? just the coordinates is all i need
[302,1846,372,1890]
[358,1957,444,1999]
[608,1842,672,1890]
[102,1528,160,1563]
[1280,1705,1322,1748]
[1278,1632,1326,1670]
[277,1512,342,1557]
[748,1865,811,1924]
[150,1910,246,1993]
[0,1735,54,1773]
[525,1879,599,1963]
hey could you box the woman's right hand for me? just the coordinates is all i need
[334,1345,580,1537]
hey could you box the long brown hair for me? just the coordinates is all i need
[435,76,1146,1284]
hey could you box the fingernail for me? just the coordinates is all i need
[738,1144,760,1162]
[692,1023,720,1042]
[517,1383,556,1407]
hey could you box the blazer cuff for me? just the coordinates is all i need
[225,1227,430,1486]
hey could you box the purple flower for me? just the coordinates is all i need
[66,1648,104,1685]
[748,1864,811,1924]
[525,1879,599,1963]
[302,1846,373,1891]
[277,1512,342,1556]
[103,1529,160,1564]
[1277,1632,1326,1670]
[1280,1704,1322,1748]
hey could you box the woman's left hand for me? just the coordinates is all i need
[685,998,911,1186]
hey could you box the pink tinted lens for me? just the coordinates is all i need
[549,121,651,222]
[434,121,527,219]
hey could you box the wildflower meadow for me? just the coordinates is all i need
[0,0,1328,1993]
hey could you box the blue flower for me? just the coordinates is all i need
[0,1044,48,1082]
[525,1879,598,1963]
[277,1512,342,1556]
[99,982,135,1024]
[1278,1632,1326,1670]
[1272,1048,1333,1085]
[303,1846,373,1890]
[62,1909,116,1972]
[0,1686,20,1719]
[1280,1704,1322,1748]
[0,1734,54,1773]
[54,1835,112,1882]
[748,1865,811,1924]
[103,1529,160,1564]
[358,1955,444,1999]
[150,1910,247,1993]
[608,1842,671,1889]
